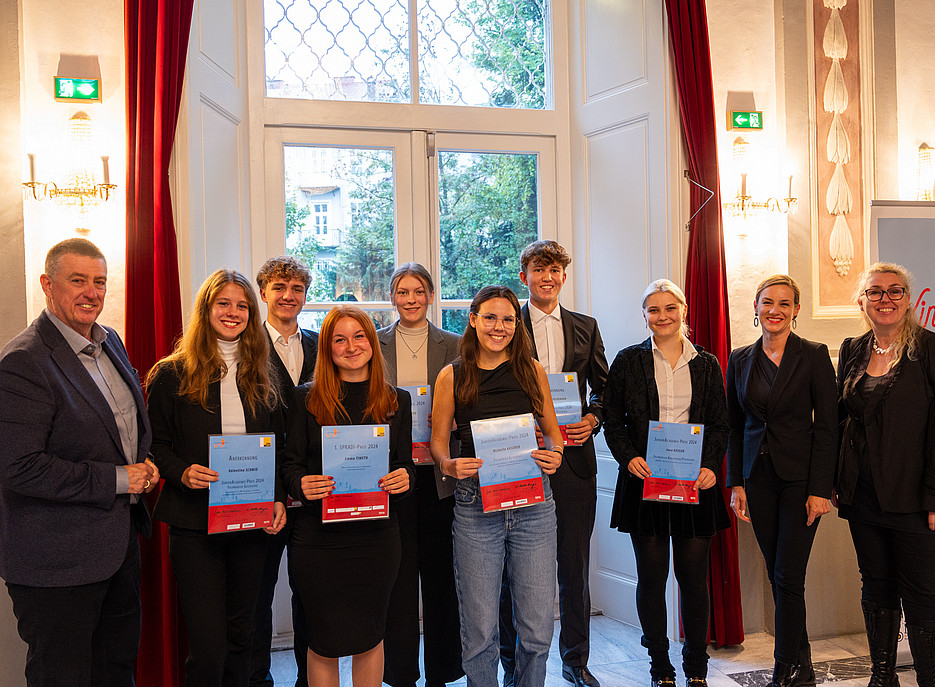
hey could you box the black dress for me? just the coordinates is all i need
[604,339,731,538]
[281,381,414,658]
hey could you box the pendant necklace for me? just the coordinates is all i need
[400,332,427,359]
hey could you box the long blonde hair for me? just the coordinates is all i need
[855,262,922,367]
[146,269,278,413]
[306,305,398,425]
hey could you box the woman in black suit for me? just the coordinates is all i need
[725,274,837,687]
[837,262,935,687]
[378,263,464,687]
[147,269,286,687]
[604,279,730,687]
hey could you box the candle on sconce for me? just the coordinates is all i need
[787,174,793,199]
[740,173,747,198]
[28,154,36,184]
[101,156,110,185]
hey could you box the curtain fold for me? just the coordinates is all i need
[125,1,194,684]
[663,0,744,647]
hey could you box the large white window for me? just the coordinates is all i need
[259,0,566,333]
[264,0,549,109]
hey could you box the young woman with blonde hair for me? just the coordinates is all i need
[604,279,730,687]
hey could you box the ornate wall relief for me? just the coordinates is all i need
[812,0,865,311]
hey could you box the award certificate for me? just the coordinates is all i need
[401,385,432,465]
[541,372,582,447]
[471,413,544,512]
[321,424,390,523]
[642,421,704,504]
[208,433,276,534]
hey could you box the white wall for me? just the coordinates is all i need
[20,0,127,338]
[0,4,27,685]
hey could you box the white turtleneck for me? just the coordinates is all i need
[217,338,247,434]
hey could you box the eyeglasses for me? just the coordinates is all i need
[474,313,517,328]
[863,287,906,302]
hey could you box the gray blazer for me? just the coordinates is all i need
[0,311,152,586]
[378,320,460,498]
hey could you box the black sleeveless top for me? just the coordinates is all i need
[452,360,535,458]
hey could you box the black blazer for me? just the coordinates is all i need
[266,326,318,409]
[0,311,152,586]
[725,332,838,498]
[377,320,460,498]
[521,303,609,479]
[147,362,286,530]
[603,338,729,535]
[837,329,935,513]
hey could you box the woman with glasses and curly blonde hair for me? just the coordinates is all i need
[838,262,935,687]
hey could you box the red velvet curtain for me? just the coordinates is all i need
[125,1,194,684]
[664,0,744,647]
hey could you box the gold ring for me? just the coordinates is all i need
[144,480,151,489]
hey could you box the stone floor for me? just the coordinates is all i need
[269,614,917,687]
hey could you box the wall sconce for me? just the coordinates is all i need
[23,111,117,209]
[917,143,935,201]
[722,137,798,217]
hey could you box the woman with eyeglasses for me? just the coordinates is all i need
[837,262,935,687]
[378,263,464,687]
[725,274,837,687]
[430,285,563,687]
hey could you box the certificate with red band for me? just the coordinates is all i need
[537,372,582,447]
[321,424,390,523]
[207,433,276,534]
[472,413,544,512]
[642,421,704,505]
[401,385,432,465]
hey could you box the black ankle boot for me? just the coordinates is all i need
[862,601,901,687]
[770,661,795,687]
[642,636,675,684]
[907,623,935,687]
[790,645,816,687]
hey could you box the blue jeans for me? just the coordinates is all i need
[453,476,557,687]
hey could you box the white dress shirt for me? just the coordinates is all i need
[651,336,697,424]
[528,302,565,374]
[265,320,305,386]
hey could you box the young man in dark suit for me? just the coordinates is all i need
[0,238,157,686]
[500,240,609,687]
[250,256,319,687]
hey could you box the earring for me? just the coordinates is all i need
[753,315,759,327]
[792,317,797,330]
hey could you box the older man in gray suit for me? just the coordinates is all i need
[0,238,157,687]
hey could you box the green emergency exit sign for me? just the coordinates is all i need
[54,77,101,102]
[729,110,763,130]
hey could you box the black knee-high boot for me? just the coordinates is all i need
[907,623,935,687]
[862,601,901,687]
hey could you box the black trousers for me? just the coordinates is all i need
[630,533,712,679]
[744,454,819,664]
[6,524,141,687]
[500,465,597,668]
[249,512,308,687]
[848,518,935,624]
[383,466,463,686]
[169,527,267,687]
